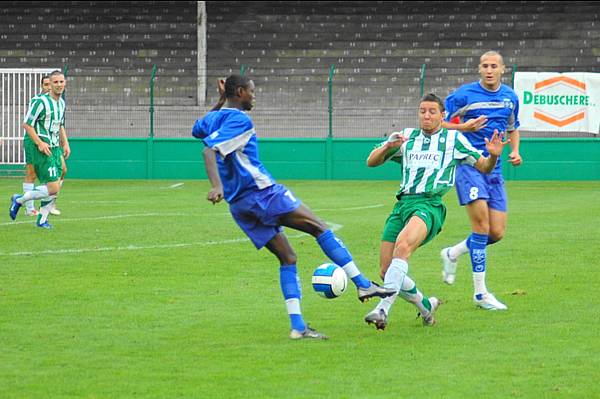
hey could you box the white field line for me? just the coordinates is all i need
[62,200,130,204]
[0,212,230,227]
[1,222,344,257]
[167,183,185,189]
[0,204,384,227]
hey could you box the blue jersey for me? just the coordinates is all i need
[192,108,275,203]
[445,81,520,173]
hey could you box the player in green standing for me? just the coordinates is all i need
[9,70,70,228]
[21,75,67,217]
[21,74,51,216]
[364,93,508,330]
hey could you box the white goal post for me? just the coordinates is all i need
[0,68,57,165]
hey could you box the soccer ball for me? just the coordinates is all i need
[311,263,348,299]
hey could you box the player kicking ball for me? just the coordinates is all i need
[192,75,396,340]
[364,93,508,330]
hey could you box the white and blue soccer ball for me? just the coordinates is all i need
[311,263,348,299]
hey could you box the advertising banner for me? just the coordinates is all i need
[514,72,600,134]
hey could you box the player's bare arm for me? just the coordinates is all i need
[474,130,509,174]
[22,122,50,156]
[366,133,406,167]
[59,126,71,159]
[507,129,522,166]
[202,147,224,204]
[442,115,487,132]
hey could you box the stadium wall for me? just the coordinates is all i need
[2,138,598,180]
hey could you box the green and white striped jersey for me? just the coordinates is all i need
[23,92,66,148]
[382,127,482,196]
[23,93,44,145]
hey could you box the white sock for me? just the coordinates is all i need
[383,258,432,315]
[341,261,360,279]
[23,182,35,211]
[449,238,469,261]
[36,195,56,225]
[473,272,488,297]
[376,293,397,316]
[285,298,301,316]
[18,185,49,203]
[375,259,406,315]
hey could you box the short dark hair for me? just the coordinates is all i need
[211,74,252,111]
[40,75,50,84]
[224,74,251,99]
[420,93,444,112]
[49,70,63,78]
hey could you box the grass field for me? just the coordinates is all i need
[1,179,599,398]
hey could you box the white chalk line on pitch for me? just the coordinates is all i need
[0,204,384,227]
[166,182,185,189]
[0,212,227,227]
[1,222,344,257]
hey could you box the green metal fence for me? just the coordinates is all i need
[63,63,597,141]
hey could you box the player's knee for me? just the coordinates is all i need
[24,167,36,182]
[489,229,505,242]
[47,184,60,196]
[471,219,490,234]
[306,217,328,237]
[24,173,36,183]
[281,251,297,266]
[392,240,412,259]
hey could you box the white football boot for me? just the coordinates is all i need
[364,308,388,330]
[50,206,61,216]
[290,325,328,340]
[419,297,441,326]
[440,248,457,285]
[474,292,507,310]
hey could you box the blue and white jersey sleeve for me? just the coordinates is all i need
[193,111,255,157]
[203,113,254,157]
[444,91,467,123]
[191,116,210,139]
[506,91,520,132]
[192,108,275,203]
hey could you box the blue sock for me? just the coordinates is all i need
[469,233,488,300]
[467,235,497,247]
[316,230,370,288]
[279,265,305,332]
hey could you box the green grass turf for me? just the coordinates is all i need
[1,179,599,398]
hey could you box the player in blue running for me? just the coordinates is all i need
[440,51,523,310]
[192,75,396,340]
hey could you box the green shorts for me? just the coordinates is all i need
[31,146,63,184]
[381,194,447,246]
[24,137,37,165]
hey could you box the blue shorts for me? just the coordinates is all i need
[455,165,507,212]
[229,184,302,249]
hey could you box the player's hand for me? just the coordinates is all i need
[462,115,487,132]
[386,131,407,147]
[484,129,510,157]
[62,143,71,159]
[508,151,522,167]
[37,141,51,156]
[217,78,226,96]
[207,187,224,204]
